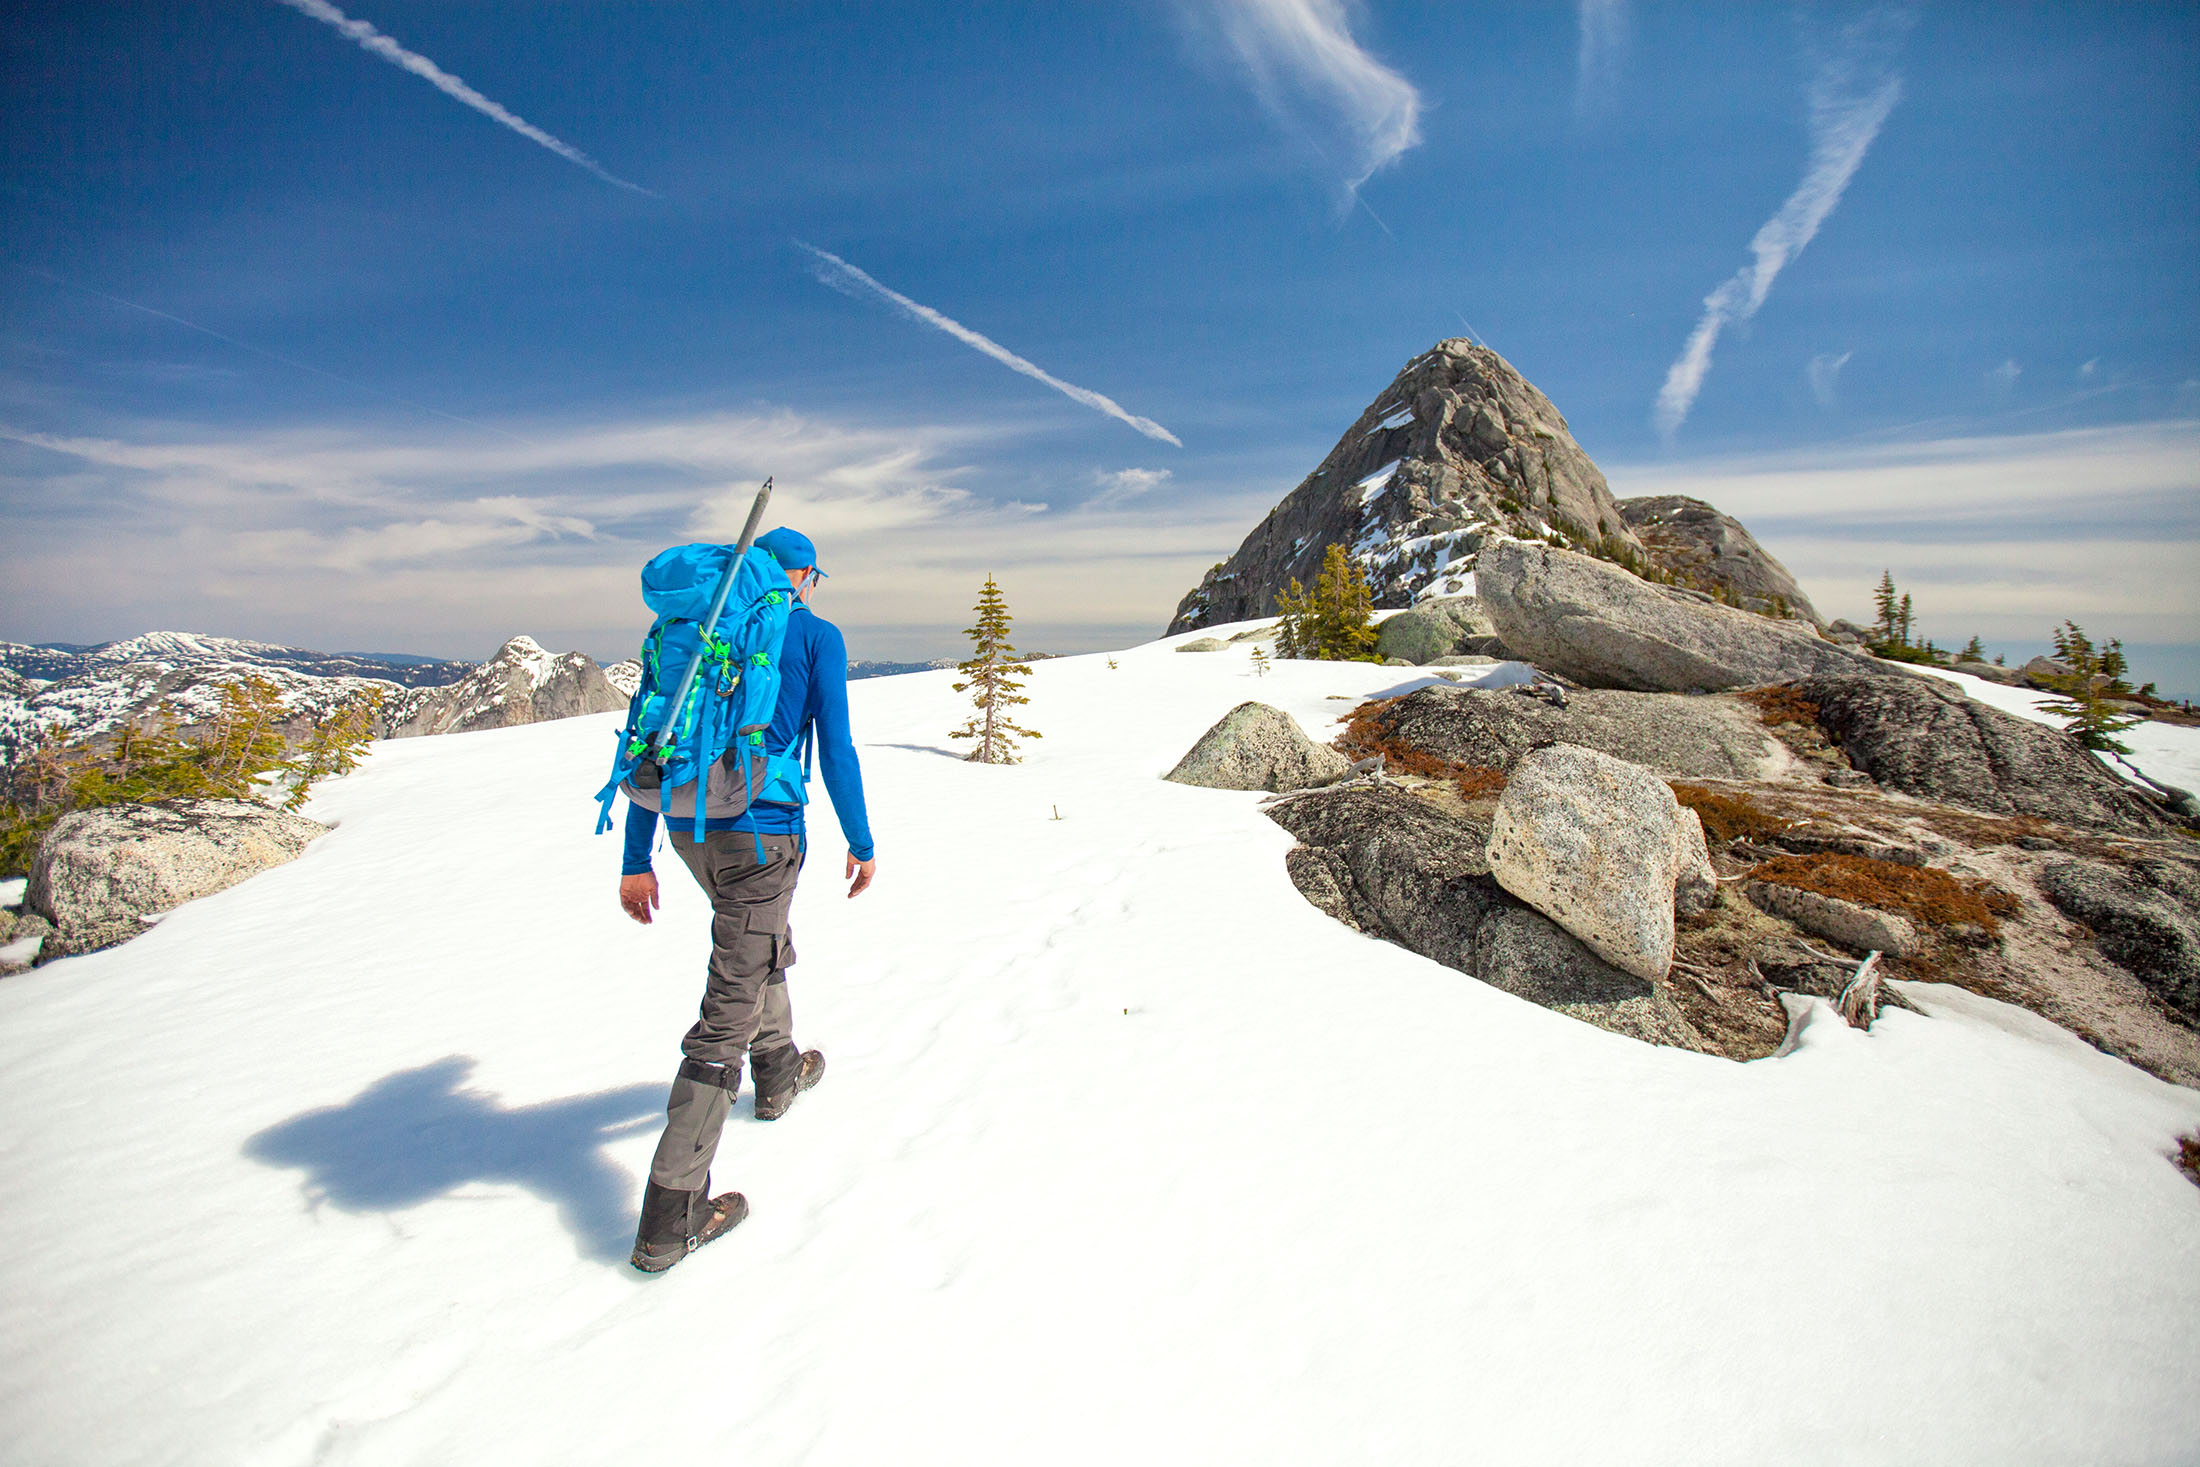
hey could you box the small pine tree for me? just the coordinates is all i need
[2041,685,2144,755]
[1896,592,1915,648]
[1276,544,1380,662]
[1249,645,1271,677]
[1960,635,1987,662]
[1273,578,1310,659]
[1871,570,1900,645]
[2052,620,2097,671]
[949,576,1041,764]
[2100,638,2133,695]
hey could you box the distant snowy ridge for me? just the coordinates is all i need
[0,632,475,688]
[0,630,626,766]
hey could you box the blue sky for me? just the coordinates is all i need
[3,1,2196,689]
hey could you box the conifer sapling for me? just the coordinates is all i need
[950,575,1042,764]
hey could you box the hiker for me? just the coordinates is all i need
[615,526,876,1272]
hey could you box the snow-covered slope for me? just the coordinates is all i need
[1,632,2196,1466]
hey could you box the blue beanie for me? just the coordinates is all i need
[755,527,820,574]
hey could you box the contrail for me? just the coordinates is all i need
[20,265,534,445]
[797,244,1183,448]
[1575,0,1628,120]
[1653,10,1910,438]
[269,0,653,196]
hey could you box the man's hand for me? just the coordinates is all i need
[619,871,659,925]
[845,853,876,899]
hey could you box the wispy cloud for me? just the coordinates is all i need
[796,243,1183,447]
[1575,0,1628,120]
[1,403,1274,658]
[1606,419,2200,648]
[1085,467,1174,511]
[1193,0,1422,195]
[1653,9,1911,439]
[1808,350,1852,407]
[268,0,653,196]
[1987,359,2022,392]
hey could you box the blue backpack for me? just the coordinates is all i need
[592,542,811,844]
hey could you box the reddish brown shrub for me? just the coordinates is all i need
[1736,685,1822,728]
[1745,851,2019,937]
[1669,782,1788,845]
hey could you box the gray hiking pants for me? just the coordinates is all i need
[646,829,806,1191]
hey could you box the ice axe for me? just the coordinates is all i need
[640,476,773,763]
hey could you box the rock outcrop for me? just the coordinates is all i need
[386,636,625,738]
[1473,908,1708,1048]
[1169,340,1641,633]
[1792,674,2169,833]
[2034,859,2200,1021]
[1372,601,1507,664]
[1354,683,1790,783]
[1477,541,1875,692]
[1260,663,2200,1078]
[1265,783,1510,966]
[27,799,328,957]
[1263,779,1713,1050]
[1485,744,1709,982]
[1744,881,1921,958]
[1165,703,1349,793]
[1617,495,1824,626]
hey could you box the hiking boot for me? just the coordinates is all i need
[754,1049,825,1121]
[630,1177,748,1274]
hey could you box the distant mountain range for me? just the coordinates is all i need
[0,632,975,771]
[0,633,477,688]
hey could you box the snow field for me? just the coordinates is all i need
[0,630,2195,1465]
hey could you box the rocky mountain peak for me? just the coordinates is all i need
[1169,339,1642,634]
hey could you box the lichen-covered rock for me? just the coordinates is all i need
[1265,783,1505,964]
[1793,673,2169,833]
[1484,744,1699,982]
[1356,683,1787,783]
[2034,859,2200,1022]
[0,911,50,973]
[386,636,624,738]
[1743,881,1921,958]
[27,800,329,957]
[1952,659,2025,687]
[1373,601,1495,664]
[1472,907,1707,1047]
[1477,540,1875,692]
[1164,703,1350,793]
[1174,638,1228,653]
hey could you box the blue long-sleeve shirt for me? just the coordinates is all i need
[621,603,874,873]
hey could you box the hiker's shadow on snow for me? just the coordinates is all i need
[244,1056,661,1266]
[875,741,968,760]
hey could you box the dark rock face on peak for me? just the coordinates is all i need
[1168,340,1640,634]
[1617,495,1824,626]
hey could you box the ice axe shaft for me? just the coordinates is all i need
[644,477,773,759]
